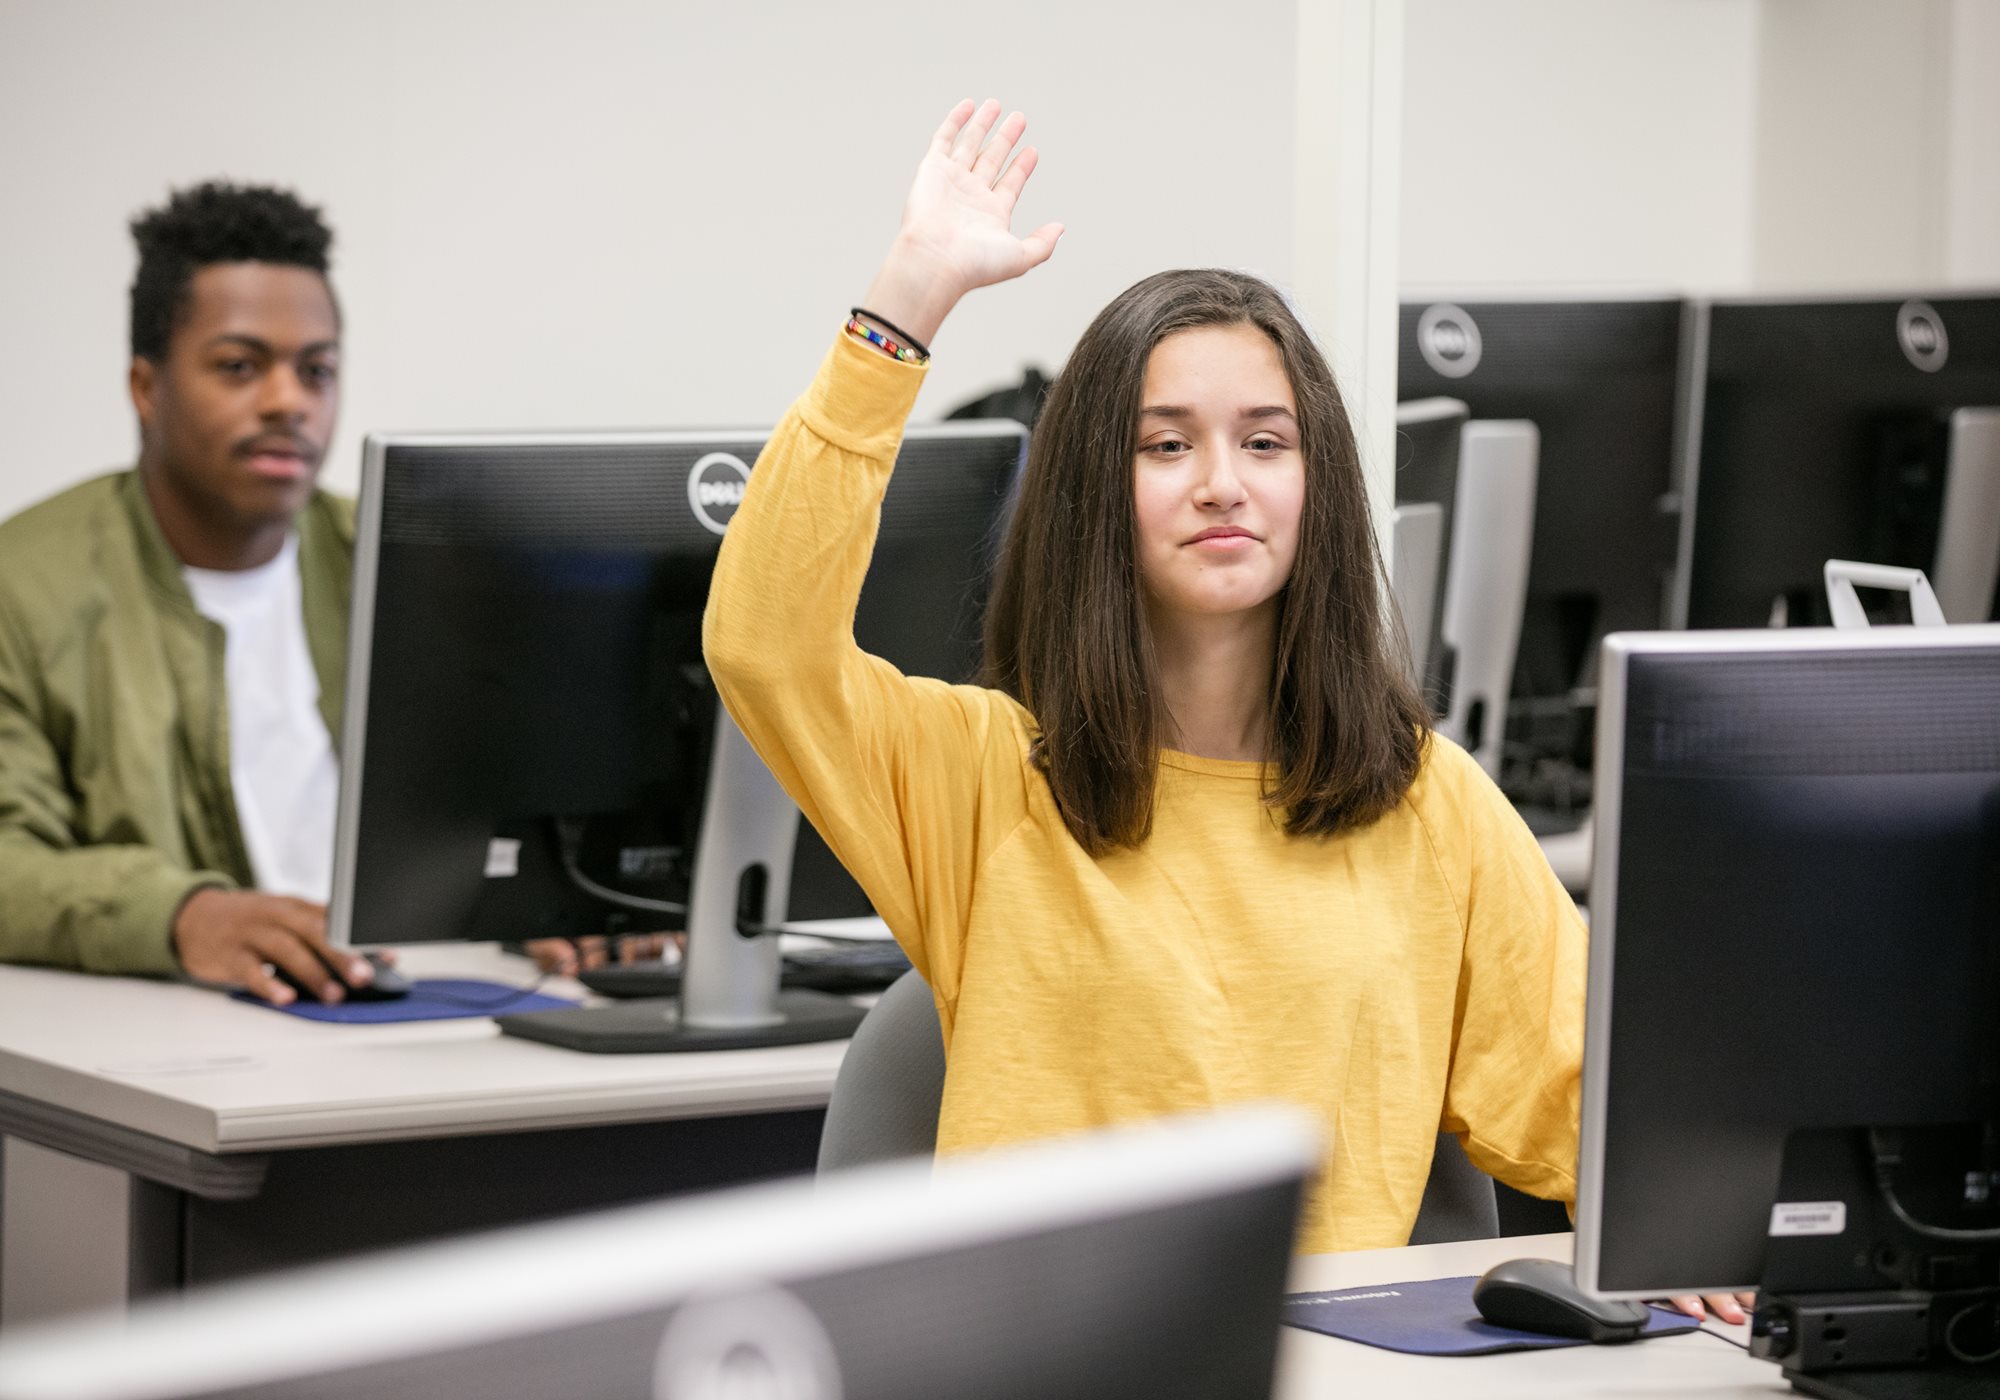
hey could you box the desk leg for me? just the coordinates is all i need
[0,1137,181,1329]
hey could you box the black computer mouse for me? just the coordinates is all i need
[1472,1257,1652,1342]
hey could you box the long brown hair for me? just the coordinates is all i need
[980,268,1430,854]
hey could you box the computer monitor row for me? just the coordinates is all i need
[1397,290,2000,810]
[5,628,1993,1400]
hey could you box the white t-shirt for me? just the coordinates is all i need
[183,536,339,903]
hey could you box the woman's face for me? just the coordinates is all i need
[1131,322,1306,628]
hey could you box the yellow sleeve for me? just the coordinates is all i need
[1419,740,1587,1204]
[702,333,1028,987]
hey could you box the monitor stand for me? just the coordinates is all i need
[1752,1127,2000,1400]
[497,710,867,1053]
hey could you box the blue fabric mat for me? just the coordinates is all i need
[1282,1275,1700,1355]
[231,979,577,1023]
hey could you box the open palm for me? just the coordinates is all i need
[898,99,1063,294]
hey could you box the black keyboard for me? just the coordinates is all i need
[782,941,913,993]
[580,942,911,1001]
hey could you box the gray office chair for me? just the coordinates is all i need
[818,970,1500,1245]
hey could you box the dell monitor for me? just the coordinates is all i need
[330,423,1026,1051]
[1683,293,2000,630]
[1574,626,2000,1396]
[0,1106,1316,1400]
[1399,295,1694,814]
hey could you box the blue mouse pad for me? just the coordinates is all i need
[231,980,577,1023]
[1282,1275,1699,1355]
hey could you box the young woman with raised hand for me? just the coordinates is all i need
[706,98,1627,1295]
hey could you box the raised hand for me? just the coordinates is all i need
[861,99,1064,349]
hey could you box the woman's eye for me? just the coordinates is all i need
[303,363,338,386]
[1146,440,1189,456]
[1247,435,1285,453]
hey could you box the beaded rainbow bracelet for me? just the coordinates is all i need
[844,314,930,365]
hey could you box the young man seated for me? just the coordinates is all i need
[0,182,375,1006]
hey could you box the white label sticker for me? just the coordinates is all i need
[1770,1201,1847,1237]
[484,837,521,878]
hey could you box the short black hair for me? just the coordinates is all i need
[128,181,336,361]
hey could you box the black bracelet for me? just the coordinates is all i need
[851,307,931,361]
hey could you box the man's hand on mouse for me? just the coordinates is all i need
[172,889,381,1006]
[526,932,679,976]
[1667,1291,1757,1325]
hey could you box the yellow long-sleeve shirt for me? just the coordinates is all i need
[704,333,1587,1253]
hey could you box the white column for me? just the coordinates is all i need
[1294,0,1406,557]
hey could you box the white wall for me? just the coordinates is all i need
[8,1,1998,531]
[1945,0,2000,285]
[1400,0,1762,293]
[0,0,1297,523]
[1400,0,2000,298]
[1751,0,1953,290]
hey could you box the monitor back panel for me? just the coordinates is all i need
[341,426,1024,945]
[1585,635,2000,1295]
[1687,294,2000,628]
[1399,298,1687,664]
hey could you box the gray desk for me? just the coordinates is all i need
[1276,1233,1784,1398]
[0,945,846,1327]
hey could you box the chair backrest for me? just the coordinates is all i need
[818,970,1502,1245]
[1390,502,1446,693]
[1435,419,1539,777]
[816,968,947,1174]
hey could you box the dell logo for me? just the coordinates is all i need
[654,1284,843,1400]
[688,452,752,535]
[1417,302,1482,380]
[1897,300,1948,373]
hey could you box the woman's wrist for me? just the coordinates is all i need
[859,236,965,349]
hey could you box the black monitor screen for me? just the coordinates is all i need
[1687,294,2000,628]
[331,425,1026,948]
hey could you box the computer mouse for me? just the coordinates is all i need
[273,951,412,1005]
[1472,1257,1652,1342]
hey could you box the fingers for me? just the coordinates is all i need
[525,939,580,975]
[1704,1293,1750,1325]
[270,898,371,985]
[929,98,977,155]
[971,110,1027,185]
[251,929,346,1005]
[618,933,670,965]
[994,144,1040,205]
[948,98,1003,164]
[1018,220,1065,272]
[236,953,297,1007]
[1666,1293,1747,1324]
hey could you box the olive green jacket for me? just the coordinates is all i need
[0,472,354,973]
